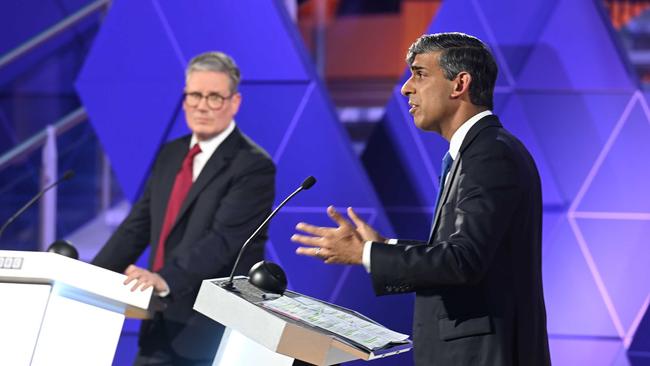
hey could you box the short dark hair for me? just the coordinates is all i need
[406,32,497,109]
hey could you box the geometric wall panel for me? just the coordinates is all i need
[520,92,635,202]
[76,0,187,201]
[629,308,650,365]
[576,94,650,213]
[542,213,618,337]
[548,338,625,366]
[577,218,650,337]
[543,213,620,337]
[516,0,635,91]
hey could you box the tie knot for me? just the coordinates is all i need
[187,144,202,159]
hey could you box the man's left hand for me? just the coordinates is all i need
[292,206,365,265]
[124,264,169,294]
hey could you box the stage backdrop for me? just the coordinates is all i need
[362,0,650,365]
[75,0,411,365]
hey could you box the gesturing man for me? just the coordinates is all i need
[93,51,275,366]
[292,33,550,365]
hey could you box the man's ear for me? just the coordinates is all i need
[450,72,471,99]
[230,92,242,114]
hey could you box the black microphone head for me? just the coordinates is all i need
[62,170,75,181]
[47,239,79,260]
[301,176,316,190]
[248,260,287,295]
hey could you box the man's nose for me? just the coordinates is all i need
[401,78,413,96]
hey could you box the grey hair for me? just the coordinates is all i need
[406,32,497,109]
[185,51,241,93]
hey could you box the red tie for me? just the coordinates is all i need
[152,144,202,272]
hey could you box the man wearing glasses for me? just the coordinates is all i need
[93,52,276,366]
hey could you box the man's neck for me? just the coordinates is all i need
[440,105,488,142]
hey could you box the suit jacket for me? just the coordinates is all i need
[370,115,550,365]
[93,127,276,360]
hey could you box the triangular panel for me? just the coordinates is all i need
[543,215,619,336]
[517,0,635,90]
[577,96,650,213]
[155,0,310,81]
[577,218,650,334]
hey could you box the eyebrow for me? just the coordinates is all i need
[410,65,426,72]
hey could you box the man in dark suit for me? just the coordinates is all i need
[93,51,276,366]
[292,33,550,365]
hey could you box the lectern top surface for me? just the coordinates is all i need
[210,277,411,355]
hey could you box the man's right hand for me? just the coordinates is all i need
[123,264,169,295]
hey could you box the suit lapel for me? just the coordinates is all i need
[173,128,242,227]
[428,115,502,243]
[429,157,461,242]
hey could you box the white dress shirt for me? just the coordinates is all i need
[361,110,493,273]
[190,120,236,181]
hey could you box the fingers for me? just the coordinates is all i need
[122,265,154,292]
[130,274,155,292]
[347,207,367,228]
[327,206,351,227]
[124,264,137,276]
[140,281,152,291]
[295,246,327,258]
[295,222,333,236]
[123,271,139,286]
[291,234,321,247]
[130,277,145,291]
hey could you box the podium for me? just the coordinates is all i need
[0,250,155,366]
[194,277,412,366]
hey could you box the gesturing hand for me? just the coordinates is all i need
[346,207,385,243]
[292,206,383,265]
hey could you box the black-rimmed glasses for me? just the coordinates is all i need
[183,92,234,110]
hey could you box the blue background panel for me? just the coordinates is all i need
[542,214,619,336]
[576,94,650,213]
[517,0,635,91]
[154,0,310,82]
[577,218,650,334]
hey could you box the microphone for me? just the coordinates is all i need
[0,170,75,241]
[223,176,317,292]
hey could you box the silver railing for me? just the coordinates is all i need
[0,0,111,249]
[0,0,111,69]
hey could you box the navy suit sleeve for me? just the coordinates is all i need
[370,141,522,295]
[158,154,276,299]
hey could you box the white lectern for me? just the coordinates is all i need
[194,277,411,366]
[0,250,155,366]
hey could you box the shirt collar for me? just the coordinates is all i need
[190,120,236,156]
[448,110,492,160]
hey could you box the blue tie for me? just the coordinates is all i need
[434,151,454,211]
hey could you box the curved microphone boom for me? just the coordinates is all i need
[224,176,316,288]
[0,170,75,241]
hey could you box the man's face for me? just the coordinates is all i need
[400,52,455,132]
[183,70,241,141]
